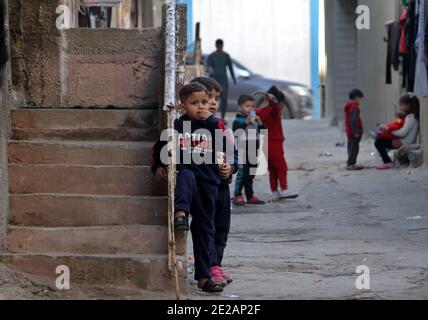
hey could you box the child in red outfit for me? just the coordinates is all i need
[344,89,364,170]
[256,86,289,199]
[376,112,406,140]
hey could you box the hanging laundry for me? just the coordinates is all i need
[414,0,428,96]
[399,9,408,55]
[403,0,419,91]
[386,20,402,84]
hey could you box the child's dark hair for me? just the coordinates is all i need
[268,86,286,103]
[400,94,420,120]
[179,82,208,102]
[191,77,223,92]
[216,39,224,47]
[349,89,364,100]
[238,94,255,106]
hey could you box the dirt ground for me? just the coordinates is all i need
[188,119,428,300]
[1,119,427,300]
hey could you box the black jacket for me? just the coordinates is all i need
[152,115,238,186]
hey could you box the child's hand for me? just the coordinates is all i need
[246,115,256,124]
[219,164,232,179]
[264,93,275,103]
[379,124,388,132]
[155,167,168,180]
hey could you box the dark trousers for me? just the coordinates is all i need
[375,139,394,164]
[216,78,229,119]
[347,137,361,166]
[234,164,256,200]
[175,169,218,280]
[211,184,231,267]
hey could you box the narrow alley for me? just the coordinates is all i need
[188,119,428,300]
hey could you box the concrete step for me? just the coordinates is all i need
[9,164,166,196]
[9,194,168,227]
[6,225,186,256]
[1,253,187,292]
[11,109,160,141]
[8,140,154,166]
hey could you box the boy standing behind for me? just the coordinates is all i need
[232,95,265,206]
[344,89,364,171]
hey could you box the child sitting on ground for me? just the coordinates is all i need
[191,77,238,287]
[375,111,406,140]
[232,94,265,206]
[151,83,235,293]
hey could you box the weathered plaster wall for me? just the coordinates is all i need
[9,0,168,108]
[0,0,9,252]
[64,28,163,108]
[9,0,62,106]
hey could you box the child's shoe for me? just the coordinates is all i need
[210,266,227,287]
[272,191,281,200]
[376,163,394,170]
[174,216,189,231]
[219,267,233,284]
[198,279,224,293]
[232,195,246,206]
[346,165,364,171]
[246,196,265,205]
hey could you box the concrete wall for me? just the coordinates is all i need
[0,82,9,252]
[325,0,401,132]
[9,0,167,108]
[9,0,63,106]
[325,0,358,125]
[422,98,428,166]
[192,0,311,86]
[0,0,9,252]
[64,28,162,108]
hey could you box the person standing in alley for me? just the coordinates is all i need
[206,39,237,123]
[344,89,365,171]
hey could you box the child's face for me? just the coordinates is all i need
[399,102,411,114]
[181,91,210,121]
[355,96,363,105]
[208,89,221,115]
[239,100,256,117]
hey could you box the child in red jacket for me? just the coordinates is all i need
[376,111,406,140]
[256,86,290,199]
[344,89,364,170]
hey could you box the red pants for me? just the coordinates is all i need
[265,140,288,192]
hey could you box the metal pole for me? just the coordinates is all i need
[163,0,180,300]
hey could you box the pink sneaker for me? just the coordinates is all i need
[219,267,233,284]
[376,163,394,170]
[210,266,227,287]
[232,195,246,206]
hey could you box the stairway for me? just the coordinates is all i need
[2,108,186,294]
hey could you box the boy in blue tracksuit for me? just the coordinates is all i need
[232,95,265,206]
[151,82,237,293]
[191,77,238,286]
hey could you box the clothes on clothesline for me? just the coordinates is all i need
[386,0,428,96]
[414,0,428,95]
